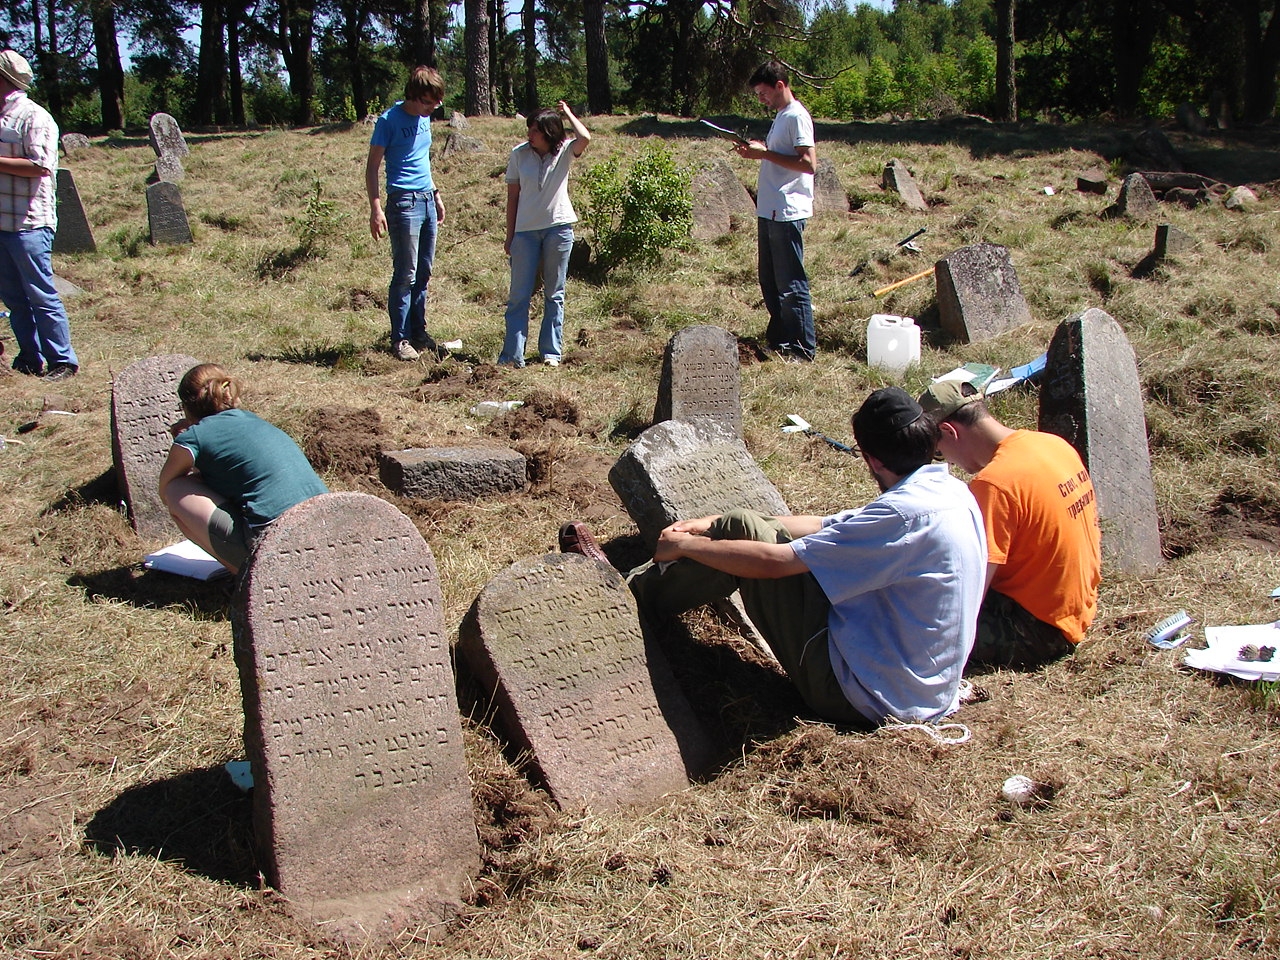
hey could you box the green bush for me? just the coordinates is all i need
[581,143,692,273]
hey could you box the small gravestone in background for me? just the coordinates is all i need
[155,153,184,183]
[52,169,96,254]
[812,157,849,215]
[146,181,193,246]
[882,158,928,212]
[1038,308,1161,576]
[148,112,189,158]
[61,132,92,153]
[441,133,486,156]
[379,446,526,499]
[458,553,716,810]
[110,354,200,539]
[447,112,470,130]
[1107,173,1159,221]
[609,418,790,550]
[232,492,480,942]
[690,159,754,239]
[1154,223,1199,259]
[653,325,741,436]
[1076,169,1108,195]
[935,242,1032,344]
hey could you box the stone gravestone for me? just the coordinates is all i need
[52,169,96,254]
[232,492,480,941]
[61,132,92,153]
[935,242,1032,344]
[610,418,790,550]
[1076,168,1108,195]
[441,133,486,156]
[146,181,193,246]
[812,157,848,215]
[110,354,200,539]
[690,159,754,239]
[458,553,716,810]
[155,153,184,183]
[1154,223,1198,259]
[882,158,928,212]
[148,112,189,158]
[1108,173,1159,221]
[1038,308,1161,576]
[379,446,526,499]
[652,325,741,437]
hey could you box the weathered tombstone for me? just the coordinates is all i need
[458,553,716,810]
[447,112,470,131]
[882,158,928,212]
[154,153,184,183]
[1038,308,1161,576]
[441,133,486,156]
[812,157,848,215]
[147,112,189,158]
[934,242,1032,344]
[690,160,754,239]
[1154,223,1199,259]
[1107,173,1159,221]
[110,354,200,539]
[52,169,96,254]
[609,418,789,550]
[146,181,193,246]
[1076,168,1109,195]
[652,325,742,436]
[232,492,480,941]
[61,132,92,153]
[1224,186,1258,211]
[379,446,526,499]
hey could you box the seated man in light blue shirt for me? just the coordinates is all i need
[624,387,988,727]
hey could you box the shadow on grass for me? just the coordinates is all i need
[246,339,365,368]
[47,466,122,512]
[84,764,260,886]
[69,565,234,620]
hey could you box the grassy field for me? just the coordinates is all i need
[2,111,1280,959]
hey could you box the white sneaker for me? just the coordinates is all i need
[542,355,560,367]
[395,340,419,361]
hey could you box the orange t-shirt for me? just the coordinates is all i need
[969,430,1102,644]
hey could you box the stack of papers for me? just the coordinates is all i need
[143,540,231,580]
[1183,621,1280,681]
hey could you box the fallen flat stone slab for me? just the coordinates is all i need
[1076,169,1108,195]
[379,446,526,499]
[882,158,928,212]
[653,325,741,436]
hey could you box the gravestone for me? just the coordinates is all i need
[53,274,84,298]
[447,112,470,130]
[146,182,193,246]
[155,153,184,183]
[379,446,526,499]
[935,242,1032,344]
[1076,169,1108,195]
[61,132,92,153]
[148,112,189,158]
[609,418,789,550]
[882,158,928,212]
[812,157,848,215]
[110,353,200,539]
[690,160,754,239]
[652,325,742,436]
[1108,173,1159,221]
[441,133,486,156]
[1038,308,1161,576]
[52,169,96,254]
[232,492,480,940]
[1154,223,1199,259]
[458,553,715,810]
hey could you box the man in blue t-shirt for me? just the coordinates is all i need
[365,66,447,362]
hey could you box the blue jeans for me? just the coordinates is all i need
[0,227,77,373]
[757,217,815,360]
[386,189,438,345]
[500,224,574,366]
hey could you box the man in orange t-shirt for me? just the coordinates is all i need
[920,380,1102,667]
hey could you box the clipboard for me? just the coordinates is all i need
[698,119,749,145]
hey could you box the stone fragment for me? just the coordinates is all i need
[812,157,848,215]
[1106,173,1159,221]
[61,132,92,153]
[146,181,193,245]
[232,491,479,942]
[1154,224,1199,259]
[53,274,85,298]
[1038,308,1161,576]
[379,446,526,499]
[458,553,716,810]
[110,354,200,539]
[882,158,928,212]
[652,325,741,436]
[148,112,189,158]
[448,112,470,130]
[52,169,96,254]
[935,242,1032,344]
[1131,127,1181,172]
[441,133,486,156]
[1224,186,1258,211]
[1076,169,1108,195]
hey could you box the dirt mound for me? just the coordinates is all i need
[302,406,384,479]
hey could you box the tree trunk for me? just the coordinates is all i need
[195,0,226,125]
[522,0,537,114]
[411,0,436,66]
[1237,0,1280,121]
[1112,0,1158,121]
[584,0,611,115]
[280,0,315,124]
[487,0,500,112]
[228,2,245,125]
[90,0,125,131]
[995,0,1016,121]
[464,0,492,115]
[40,0,64,118]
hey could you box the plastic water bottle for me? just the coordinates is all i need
[468,400,524,418]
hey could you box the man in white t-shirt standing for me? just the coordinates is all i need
[735,61,816,362]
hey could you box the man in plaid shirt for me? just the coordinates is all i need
[0,50,77,381]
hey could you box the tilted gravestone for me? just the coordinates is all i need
[458,552,716,810]
[1109,173,1159,221]
[146,181,193,246]
[52,169,96,254]
[812,157,848,215]
[935,242,1032,344]
[154,153,184,183]
[148,112,189,158]
[1154,223,1199,259]
[379,446,526,499]
[609,418,790,550]
[111,354,200,539]
[652,325,742,437]
[232,492,480,941]
[690,160,754,240]
[882,158,928,212]
[61,132,92,153]
[1038,308,1161,576]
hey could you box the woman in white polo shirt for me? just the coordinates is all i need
[498,101,591,367]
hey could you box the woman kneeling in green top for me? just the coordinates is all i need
[158,363,329,574]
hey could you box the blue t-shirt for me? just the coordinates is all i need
[175,409,329,526]
[371,102,434,193]
[790,463,987,723]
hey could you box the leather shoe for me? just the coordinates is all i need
[559,521,609,564]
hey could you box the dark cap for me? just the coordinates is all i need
[918,379,983,421]
[852,386,925,455]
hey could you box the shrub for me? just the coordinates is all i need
[581,143,692,273]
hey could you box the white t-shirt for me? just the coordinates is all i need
[755,99,814,222]
[505,138,579,233]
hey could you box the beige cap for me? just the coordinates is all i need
[918,379,983,421]
[0,50,33,92]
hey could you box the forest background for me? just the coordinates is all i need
[5,0,1280,137]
